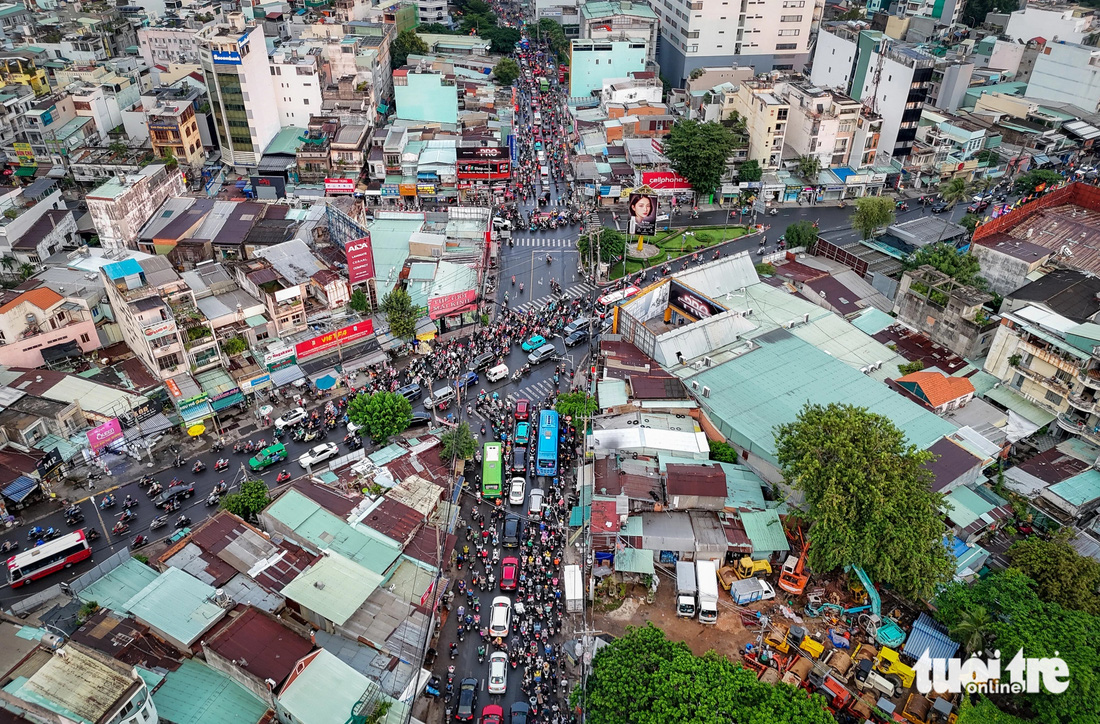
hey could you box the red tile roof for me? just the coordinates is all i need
[591,500,621,533]
[896,370,975,408]
[204,607,314,687]
[0,286,62,314]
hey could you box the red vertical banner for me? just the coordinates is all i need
[346,235,375,284]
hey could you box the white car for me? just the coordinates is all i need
[275,407,307,429]
[527,488,544,516]
[488,596,511,638]
[492,217,512,231]
[347,420,363,434]
[298,442,339,469]
[508,477,526,506]
[488,652,509,695]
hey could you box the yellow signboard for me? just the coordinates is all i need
[13,142,34,167]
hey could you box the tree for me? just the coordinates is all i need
[897,359,925,376]
[575,623,833,724]
[381,286,420,340]
[737,159,763,183]
[708,440,739,463]
[949,605,994,656]
[493,57,520,86]
[535,19,569,58]
[108,140,127,155]
[973,149,999,165]
[554,391,597,420]
[662,120,739,196]
[903,243,985,287]
[221,336,247,356]
[482,25,520,54]
[348,288,370,314]
[577,227,626,263]
[961,0,998,26]
[956,696,1031,724]
[0,255,15,280]
[960,213,980,236]
[390,30,428,69]
[796,155,822,180]
[440,421,477,461]
[347,391,412,444]
[837,7,864,19]
[774,403,954,599]
[161,147,178,170]
[18,262,35,280]
[784,220,818,251]
[850,196,896,240]
[939,177,971,208]
[1012,169,1064,196]
[221,479,270,520]
[1006,529,1100,615]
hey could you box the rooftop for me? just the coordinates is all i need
[896,370,976,408]
[151,658,268,724]
[204,607,313,687]
[121,567,227,647]
[280,551,382,626]
[277,650,377,724]
[2,644,140,724]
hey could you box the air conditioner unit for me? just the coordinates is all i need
[691,380,699,391]
[783,320,795,329]
[803,312,810,323]
[744,308,753,316]
[702,386,711,397]
[860,366,869,374]
[703,356,713,367]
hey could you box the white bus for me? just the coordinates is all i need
[596,285,641,318]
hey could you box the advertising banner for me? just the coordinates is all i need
[36,448,63,478]
[87,418,123,453]
[641,171,692,191]
[346,235,376,285]
[143,320,175,339]
[295,320,375,361]
[399,183,417,196]
[325,178,356,194]
[627,192,658,236]
[428,290,478,320]
[14,142,35,166]
[457,147,507,161]
[668,281,727,320]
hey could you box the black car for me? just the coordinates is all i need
[408,411,433,429]
[502,514,522,548]
[511,447,527,474]
[930,201,949,213]
[510,702,530,724]
[153,483,196,510]
[455,678,478,721]
[468,351,496,372]
[564,329,588,348]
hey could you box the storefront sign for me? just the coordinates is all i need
[641,171,692,191]
[346,235,376,285]
[428,290,478,320]
[264,346,296,370]
[457,147,507,160]
[87,418,123,453]
[417,184,436,195]
[250,175,287,197]
[36,447,63,478]
[325,178,356,194]
[241,374,270,391]
[143,320,175,338]
[14,142,34,166]
[399,183,417,196]
[668,280,726,321]
[166,379,182,397]
[130,401,160,423]
[211,49,242,65]
[295,320,375,361]
[382,184,399,197]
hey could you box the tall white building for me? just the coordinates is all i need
[648,0,818,86]
[196,14,280,169]
[1025,41,1100,112]
[270,43,325,128]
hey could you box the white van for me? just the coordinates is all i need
[486,363,509,383]
[423,386,456,410]
[540,165,549,178]
[533,112,542,126]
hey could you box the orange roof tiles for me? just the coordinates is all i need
[0,286,62,314]
[896,370,975,408]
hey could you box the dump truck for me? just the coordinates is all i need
[736,556,772,579]
[729,577,776,605]
[563,564,583,613]
[696,559,719,624]
[676,561,697,618]
[717,564,737,590]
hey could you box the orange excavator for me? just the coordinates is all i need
[778,527,810,595]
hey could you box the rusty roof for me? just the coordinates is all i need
[116,357,160,392]
[629,375,688,400]
[204,607,314,686]
[1015,446,1090,484]
[385,443,450,488]
[289,478,359,516]
[591,500,621,533]
[665,463,726,498]
[360,498,424,546]
[403,525,456,568]
[593,457,662,501]
[70,609,183,672]
[723,517,752,553]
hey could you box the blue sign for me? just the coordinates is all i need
[508,134,516,162]
[212,50,242,65]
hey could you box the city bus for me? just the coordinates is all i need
[596,285,641,319]
[482,442,503,498]
[535,409,559,477]
[539,77,549,93]
[7,530,92,587]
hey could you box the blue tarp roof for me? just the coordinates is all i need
[270,364,306,387]
[102,258,142,281]
[831,167,856,182]
[2,475,38,502]
[902,612,960,662]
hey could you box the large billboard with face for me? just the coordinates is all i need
[628,193,657,236]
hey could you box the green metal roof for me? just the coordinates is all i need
[245,314,267,327]
[152,660,267,724]
[581,0,657,18]
[718,463,766,511]
[739,509,790,555]
[122,567,225,646]
[943,486,995,528]
[615,548,655,574]
[281,551,381,625]
[1048,469,1100,506]
[850,308,895,336]
[620,515,643,537]
[981,385,1056,427]
[264,125,307,156]
[692,332,956,463]
[277,649,377,724]
[75,558,158,613]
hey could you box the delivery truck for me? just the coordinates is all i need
[729,577,777,605]
[696,560,719,624]
[675,561,697,618]
[564,564,583,614]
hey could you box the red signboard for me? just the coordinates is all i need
[429,290,478,320]
[346,235,375,285]
[456,159,511,181]
[325,178,356,194]
[87,418,123,453]
[295,320,375,361]
[642,171,692,191]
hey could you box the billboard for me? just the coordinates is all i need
[36,448,63,478]
[211,49,242,65]
[325,178,356,194]
[628,192,657,236]
[457,147,507,161]
[14,142,34,166]
[295,320,375,361]
[346,235,376,285]
[429,290,478,319]
[87,418,123,453]
[668,280,727,321]
[642,171,692,191]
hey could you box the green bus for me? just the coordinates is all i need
[539,77,549,93]
[482,442,503,498]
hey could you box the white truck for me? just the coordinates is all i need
[564,564,583,614]
[729,577,776,605]
[695,560,719,624]
[675,561,697,618]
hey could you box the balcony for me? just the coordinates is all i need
[1079,368,1100,390]
[1057,414,1100,446]
[1067,394,1100,414]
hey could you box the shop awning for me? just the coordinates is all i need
[614,548,654,575]
[122,413,172,440]
[41,339,82,363]
[2,475,39,503]
[211,392,245,412]
[270,364,306,387]
[14,166,35,177]
[179,401,213,423]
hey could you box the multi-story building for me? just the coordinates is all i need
[1004,5,1096,45]
[138,25,202,66]
[1025,41,1100,113]
[0,280,99,367]
[231,257,309,339]
[728,79,789,169]
[0,181,67,257]
[86,165,188,251]
[196,15,280,169]
[271,43,325,128]
[569,37,649,99]
[330,122,370,172]
[394,69,459,125]
[779,82,871,168]
[648,0,817,87]
[0,83,34,166]
[143,86,207,169]
[0,3,33,42]
[892,0,964,27]
[893,265,998,359]
[296,117,336,183]
[22,93,97,167]
[0,52,50,96]
[579,1,659,63]
[810,23,935,160]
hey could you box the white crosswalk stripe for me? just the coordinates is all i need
[514,282,596,312]
[513,238,578,247]
[506,378,558,405]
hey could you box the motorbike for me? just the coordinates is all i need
[86,528,100,542]
[122,496,138,510]
[276,470,292,484]
[192,460,206,474]
[303,429,319,443]
[132,535,149,548]
[99,495,116,510]
[897,202,909,211]
[173,453,184,468]
[768,207,779,216]
[27,526,44,540]
[138,474,154,489]
[112,522,129,535]
[65,512,85,526]
[212,439,224,452]
[206,492,220,507]
[175,515,191,529]
[150,515,168,530]
[233,441,245,454]
[0,540,18,554]
[213,458,229,472]
[148,482,163,498]
[214,481,228,495]
[118,509,137,524]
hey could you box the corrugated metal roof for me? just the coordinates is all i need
[281,551,381,626]
[122,567,226,647]
[615,548,655,574]
[666,463,726,498]
[1048,469,1100,506]
[943,486,995,529]
[718,463,767,511]
[902,612,960,662]
[75,557,159,612]
[152,659,268,724]
[597,378,629,408]
[981,385,1056,427]
[739,509,790,554]
[277,649,376,724]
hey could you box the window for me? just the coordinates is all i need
[782,0,805,5]
[777,43,798,50]
[780,14,802,21]
[778,29,799,36]
[80,333,90,343]
[1045,389,1064,406]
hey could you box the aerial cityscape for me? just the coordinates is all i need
[0,0,1097,722]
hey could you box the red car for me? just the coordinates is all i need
[514,398,529,421]
[480,704,503,724]
[500,557,519,591]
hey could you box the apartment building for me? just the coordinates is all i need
[810,23,934,160]
[780,82,867,167]
[1025,41,1100,113]
[0,83,34,166]
[569,37,649,98]
[728,79,789,169]
[86,165,188,251]
[231,258,309,339]
[0,281,99,368]
[196,15,280,169]
[144,86,207,169]
[579,1,659,63]
[271,43,325,128]
[0,52,50,96]
[648,0,816,86]
[138,25,201,66]
[1004,5,1096,45]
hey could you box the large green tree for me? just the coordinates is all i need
[934,569,1100,723]
[783,220,818,251]
[1006,529,1100,615]
[221,479,270,521]
[662,120,739,197]
[440,421,477,461]
[381,286,420,340]
[737,159,763,183]
[493,57,520,86]
[938,177,971,208]
[774,403,954,599]
[796,155,822,180]
[903,243,986,288]
[708,440,738,463]
[535,18,569,58]
[578,226,626,263]
[554,391,596,420]
[347,391,412,444]
[956,696,1031,724]
[390,30,428,69]
[1012,169,1064,196]
[575,623,833,724]
[482,25,521,54]
[850,196,896,240]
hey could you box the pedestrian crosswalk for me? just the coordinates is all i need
[506,377,559,406]
[511,237,578,248]
[513,281,597,312]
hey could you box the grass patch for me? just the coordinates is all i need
[611,225,752,279]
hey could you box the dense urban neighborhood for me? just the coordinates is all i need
[0,0,1099,723]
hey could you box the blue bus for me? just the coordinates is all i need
[535,410,559,477]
